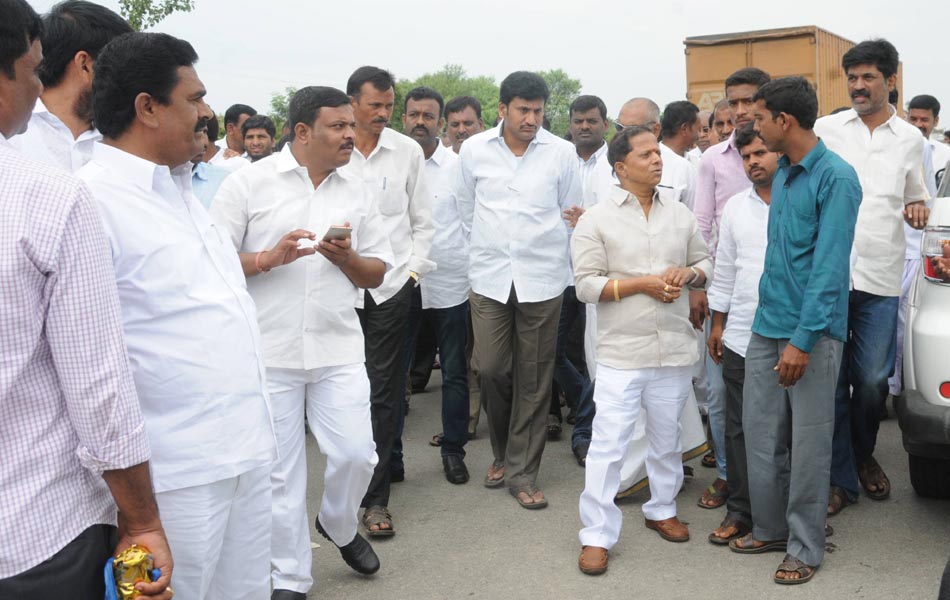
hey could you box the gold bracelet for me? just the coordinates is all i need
[613,279,621,302]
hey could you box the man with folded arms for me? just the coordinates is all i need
[0,4,171,597]
[212,86,392,598]
[79,32,277,599]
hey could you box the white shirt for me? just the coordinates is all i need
[687,146,702,166]
[706,187,769,357]
[209,146,251,172]
[578,142,615,209]
[9,98,100,172]
[78,143,277,493]
[928,139,950,187]
[210,146,394,370]
[341,127,436,305]
[420,143,469,309]
[660,142,698,210]
[903,140,939,259]
[458,124,583,303]
[814,108,930,296]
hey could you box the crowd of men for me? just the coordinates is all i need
[2,0,950,598]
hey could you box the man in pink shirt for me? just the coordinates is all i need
[692,67,771,513]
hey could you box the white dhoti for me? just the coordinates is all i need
[156,465,272,600]
[579,364,691,550]
[266,363,378,594]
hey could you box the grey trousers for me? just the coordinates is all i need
[743,333,842,567]
[470,287,562,489]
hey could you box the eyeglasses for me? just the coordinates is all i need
[614,121,657,133]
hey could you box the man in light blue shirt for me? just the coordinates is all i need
[457,71,582,509]
[191,123,231,208]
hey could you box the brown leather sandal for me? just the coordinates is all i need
[362,505,394,538]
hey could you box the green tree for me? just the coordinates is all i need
[118,0,195,31]
[538,68,582,138]
[268,86,297,133]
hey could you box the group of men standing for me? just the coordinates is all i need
[1,0,946,597]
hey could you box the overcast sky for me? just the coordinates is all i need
[31,0,950,128]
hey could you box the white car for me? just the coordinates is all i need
[895,171,950,499]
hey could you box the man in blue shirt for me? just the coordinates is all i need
[729,77,861,586]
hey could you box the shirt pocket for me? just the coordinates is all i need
[784,197,819,250]
[866,155,903,200]
[376,176,406,216]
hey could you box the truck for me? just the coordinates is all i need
[683,26,904,117]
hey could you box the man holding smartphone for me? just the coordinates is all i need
[211,87,393,599]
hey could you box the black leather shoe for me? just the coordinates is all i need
[271,590,306,600]
[315,517,380,575]
[443,454,470,484]
[573,441,590,467]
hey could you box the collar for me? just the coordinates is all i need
[192,160,209,180]
[490,121,552,147]
[32,97,51,116]
[716,131,737,154]
[275,143,305,174]
[778,139,827,174]
[92,142,186,194]
[428,140,452,166]
[839,105,900,132]
[578,141,608,165]
[610,184,662,207]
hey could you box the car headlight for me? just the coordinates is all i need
[921,225,950,285]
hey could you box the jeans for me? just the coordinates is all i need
[830,290,899,500]
[549,286,590,419]
[395,293,471,462]
[572,382,596,450]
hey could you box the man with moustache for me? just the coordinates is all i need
[0,3,172,597]
[706,123,779,546]
[711,99,734,144]
[735,76,860,586]
[692,67,770,512]
[10,0,131,171]
[212,86,390,599]
[445,95,484,154]
[342,65,434,537]
[78,32,277,599]
[458,71,582,509]
[191,122,230,208]
[687,109,714,163]
[907,94,950,186]
[814,39,930,514]
[398,86,472,484]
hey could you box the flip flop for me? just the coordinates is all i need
[510,485,548,510]
[697,478,729,509]
[483,460,505,488]
[708,517,751,545]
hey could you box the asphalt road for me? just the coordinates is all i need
[304,373,950,599]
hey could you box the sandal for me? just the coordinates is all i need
[708,516,751,545]
[827,485,853,516]
[701,451,716,468]
[728,533,787,554]
[697,477,729,509]
[483,460,505,488]
[858,456,891,500]
[361,505,394,538]
[774,554,817,585]
[429,433,443,447]
[510,484,548,510]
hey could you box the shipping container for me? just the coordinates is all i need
[684,26,904,117]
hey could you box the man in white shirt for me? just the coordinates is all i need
[561,94,612,467]
[211,86,391,599]
[908,94,950,187]
[78,32,277,600]
[342,66,435,537]
[814,39,930,514]
[458,71,582,508]
[659,100,701,209]
[396,86,473,484]
[705,123,777,546]
[445,95,485,154]
[209,103,254,171]
[9,0,130,171]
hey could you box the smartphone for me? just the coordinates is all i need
[323,225,352,242]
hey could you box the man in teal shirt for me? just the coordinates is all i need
[728,77,861,586]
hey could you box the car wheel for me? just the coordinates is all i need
[909,454,950,499]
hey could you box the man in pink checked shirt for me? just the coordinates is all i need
[691,67,771,514]
[0,1,172,598]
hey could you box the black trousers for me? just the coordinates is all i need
[0,524,116,599]
[358,277,414,508]
[722,346,752,526]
